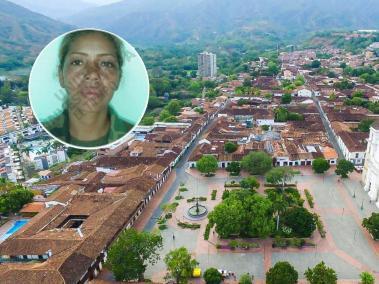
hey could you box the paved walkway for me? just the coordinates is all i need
[144,167,379,283]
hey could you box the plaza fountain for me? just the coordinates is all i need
[185,198,208,221]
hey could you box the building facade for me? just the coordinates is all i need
[198,52,217,78]
[362,122,379,208]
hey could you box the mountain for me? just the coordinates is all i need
[65,0,379,46]
[7,0,95,20]
[0,0,74,73]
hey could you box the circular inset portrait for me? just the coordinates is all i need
[29,28,149,149]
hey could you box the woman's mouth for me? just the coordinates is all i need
[81,88,101,98]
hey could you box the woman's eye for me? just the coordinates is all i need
[70,59,83,66]
[100,61,115,68]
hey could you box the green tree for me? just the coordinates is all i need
[282,207,316,237]
[226,161,241,175]
[239,273,253,284]
[224,142,238,153]
[310,60,321,68]
[105,229,163,281]
[362,213,379,239]
[266,261,298,284]
[0,188,34,214]
[147,96,164,109]
[240,176,260,190]
[304,261,337,284]
[335,159,355,178]
[196,155,218,176]
[261,125,270,131]
[166,99,182,115]
[274,107,289,122]
[266,167,296,191]
[359,272,375,284]
[358,119,374,132]
[266,189,288,231]
[241,151,272,175]
[159,109,171,121]
[164,116,178,122]
[208,198,244,238]
[203,267,222,284]
[141,116,155,126]
[213,189,274,238]
[243,194,275,237]
[281,93,292,104]
[312,158,330,174]
[164,247,198,284]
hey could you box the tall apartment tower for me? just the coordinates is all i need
[198,52,217,78]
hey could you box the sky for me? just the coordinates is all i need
[83,0,122,5]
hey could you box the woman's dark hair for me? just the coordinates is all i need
[58,29,124,72]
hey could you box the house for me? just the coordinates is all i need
[38,170,52,180]
[337,131,369,169]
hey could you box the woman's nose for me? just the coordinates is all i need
[84,63,100,81]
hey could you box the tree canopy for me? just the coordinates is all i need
[282,207,316,238]
[209,190,274,238]
[203,267,222,284]
[335,159,354,178]
[240,176,260,190]
[304,261,337,284]
[312,158,330,174]
[106,229,163,281]
[241,151,272,175]
[266,261,298,284]
[266,167,296,190]
[164,247,198,284]
[0,183,33,215]
[224,142,238,153]
[197,155,218,176]
[362,213,379,239]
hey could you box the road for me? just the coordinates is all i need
[312,95,344,159]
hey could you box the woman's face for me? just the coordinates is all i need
[59,32,121,116]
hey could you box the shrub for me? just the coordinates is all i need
[157,218,166,225]
[216,244,222,249]
[211,190,217,200]
[158,224,168,230]
[229,240,238,250]
[313,213,326,238]
[178,222,201,230]
[304,189,314,208]
[204,223,212,240]
[229,240,259,249]
[175,195,183,200]
[199,197,207,201]
[165,213,172,219]
[272,236,289,248]
[179,187,188,192]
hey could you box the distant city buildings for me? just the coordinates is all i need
[198,51,217,78]
[362,121,379,208]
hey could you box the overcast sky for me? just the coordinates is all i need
[83,0,121,5]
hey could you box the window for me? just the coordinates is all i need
[355,153,359,158]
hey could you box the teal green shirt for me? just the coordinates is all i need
[42,108,134,147]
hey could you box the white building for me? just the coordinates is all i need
[297,89,312,97]
[198,52,217,78]
[337,131,368,169]
[362,122,379,208]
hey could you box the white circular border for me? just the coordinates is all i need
[28,28,149,150]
